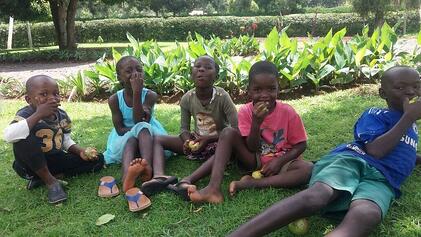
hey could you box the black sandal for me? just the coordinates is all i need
[167,180,192,201]
[141,176,178,197]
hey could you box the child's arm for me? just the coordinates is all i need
[365,99,421,159]
[261,141,307,176]
[67,144,98,161]
[4,99,59,143]
[179,98,193,142]
[246,102,269,152]
[108,95,131,136]
[130,72,145,124]
[142,90,158,123]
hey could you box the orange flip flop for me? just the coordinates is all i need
[98,176,120,198]
[125,187,151,212]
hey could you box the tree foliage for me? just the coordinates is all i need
[352,0,391,26]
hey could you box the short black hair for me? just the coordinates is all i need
[248,61,279,86]
[25,75,54,94]
[195,55,220,75]
[116,56,141,75]
[381,65,420,88]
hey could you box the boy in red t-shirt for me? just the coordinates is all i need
[188,61,313,204]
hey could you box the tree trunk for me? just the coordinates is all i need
[49,0,67,50]
[374,10,385,27]
[66,0,78,51]
[49,0,78,51]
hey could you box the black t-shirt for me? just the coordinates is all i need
[12,106,72,155]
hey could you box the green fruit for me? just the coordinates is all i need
[288,218,309,235]
[189,141,200,152]
[251,170,263,179]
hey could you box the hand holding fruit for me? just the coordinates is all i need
[81,147,98,161]
[252,101,270,124]
[252,170,263,179]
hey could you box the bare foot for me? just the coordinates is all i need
[229,175,253,197]
[123,158,145,192]
[188,185,224,204]
[139,159,153,182]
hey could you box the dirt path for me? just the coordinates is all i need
[0,38,417,82]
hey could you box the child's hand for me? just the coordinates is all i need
[80,147,98,161]
[35,97,59,118]
[142,106,151,122]
[403,97,421,121]
[129,72,144,92]
[183,139,194,155]
[261,159,281,177]
[252,102,269,124]
[189,136,208,154]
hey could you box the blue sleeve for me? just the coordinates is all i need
[353,108,388,144]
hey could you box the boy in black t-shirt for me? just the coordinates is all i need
[3,75,104,204]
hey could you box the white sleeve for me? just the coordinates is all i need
[62,133,76,151]
[3,120,30,143]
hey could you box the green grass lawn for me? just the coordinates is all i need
[0,86,420,236]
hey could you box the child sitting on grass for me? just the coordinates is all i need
[153,55,238,198]
[187,61,313,204]
[3,75,104,204]
[102,56,175,200]
[229,66,421,237]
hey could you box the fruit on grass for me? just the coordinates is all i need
[188,141,200,152]
[288,218,309,235]
[84,147,98,160]
[252,170,263,179]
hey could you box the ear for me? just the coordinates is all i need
[379,87,387,99]
[25,95,31,104]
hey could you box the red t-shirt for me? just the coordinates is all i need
[238,101,307,166]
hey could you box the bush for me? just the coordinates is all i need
[0,11,419,48]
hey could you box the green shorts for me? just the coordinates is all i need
[309,153,394,219]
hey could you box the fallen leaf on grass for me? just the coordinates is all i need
[0,207,11,212]
[96,214,115,226]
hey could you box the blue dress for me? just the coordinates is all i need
[104,88,167,164]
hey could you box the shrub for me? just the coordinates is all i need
[1,11,418,48]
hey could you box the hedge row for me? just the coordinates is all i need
[1,11,419,48]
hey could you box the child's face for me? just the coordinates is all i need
[191,57,216,89]
[117,58,143,89]
[248,73,278,109]
[26,78,60,108]
[381,70,421,111]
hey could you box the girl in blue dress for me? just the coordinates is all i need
[103,56,175,195]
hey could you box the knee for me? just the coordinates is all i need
[299,185,332,212]
[219,127,239,140]
[350,200,382,225]
[126,137,138,147]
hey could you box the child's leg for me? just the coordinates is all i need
[152,135,184,176]
[189,127,256,203]
[228,182,340,237]
[12,135,58,186]
[136,128,153,179]
[12,135,67,203]
[229,160,313,195]
[326,200,381,237]
[182,155,215,184]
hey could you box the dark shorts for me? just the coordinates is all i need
[309,153,394,219]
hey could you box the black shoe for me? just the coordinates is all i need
[47,182,67,204]
[27,178,44,190]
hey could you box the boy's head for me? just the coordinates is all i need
[379,66,420,112]
[25,75,60,108]
[191,55,219,89]
[116,56,144,89]
[248,61,279,109]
